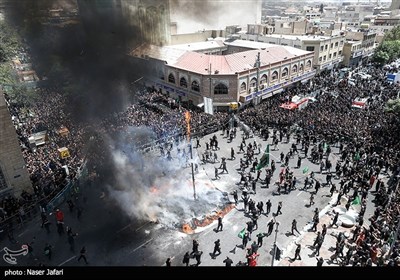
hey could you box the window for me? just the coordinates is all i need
[325,45,328,51]
[323,55,326,61]
[214,83,228,95]
[333,52,337,58]
[306,60,312,68]
[281,67,289,78]
[191,80,200,92]
[330,43,333,49]
[306,46,315,51]
[180,77,187,88]
[271,71,279,81]
[299,64,304,72]
[168,73,175,84]
[339,51,342,55]
[240,82,247,92]
[260,74,268,84]
[250,77,257,88]
[329,54,332,59]
[335,42,339,47]
[292,65,298,73]
[319,57,322,62]
[320,46,324,51]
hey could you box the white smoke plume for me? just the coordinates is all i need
[105,127,228,228]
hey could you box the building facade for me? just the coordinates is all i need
[239,34,345,71]
[0,92,31,195]
[131,42,315,110]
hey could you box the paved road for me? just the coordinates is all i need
[0,126,380,267]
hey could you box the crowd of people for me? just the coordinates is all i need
[1,61,399,266]
[1,88,86,233]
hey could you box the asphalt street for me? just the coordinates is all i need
[0,126,379,267]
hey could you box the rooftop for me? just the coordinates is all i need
[262,34,335,41]
[168,40,226,52]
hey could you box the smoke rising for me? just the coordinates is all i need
[170,0,262,34]
[106,127,228,228]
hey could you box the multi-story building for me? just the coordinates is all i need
[0,91,31,195]
[239,34,345,71]
[130,42,315,109]
[345,30,377,63]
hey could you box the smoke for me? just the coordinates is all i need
[105,127,228,228]
[170,0,261,34]
[5,0,154,124]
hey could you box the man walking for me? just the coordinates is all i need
[291,219,300,235]
[216,216,223,232]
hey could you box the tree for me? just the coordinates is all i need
[385,98,400,115]
[373,26,400,65]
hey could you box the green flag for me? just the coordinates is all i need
[323,143,328,151]
[351,196,361,205]
[256,145,270,171]
[354,152,360,162]
[238,228,246,239]
[302,166,309,174]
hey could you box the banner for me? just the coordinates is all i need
[256,145,270,170]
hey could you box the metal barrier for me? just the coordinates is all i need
[46,162,88,213]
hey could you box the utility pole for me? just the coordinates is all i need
[185,112,197,201]
[254,52,261,106]
[208,63,213,114]
[271,221,280,266]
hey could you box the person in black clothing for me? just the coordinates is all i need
[212,239,221,258]
[77,246,88,264]
[266,199,272,215]
[182,252,190,266]
[316,257,324,267]
[165,258,172,266]
[223,256,233,267]
[216,216,223,232]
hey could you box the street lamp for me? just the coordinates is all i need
[271,221,280,266]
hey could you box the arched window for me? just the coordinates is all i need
[306,60,312,69]
[260,74,268,84]
[299,64,304,72]
[191,80,200,92]
[271,71,279,81]
[180,77,187,88]
[282,67,289,78]
[159,71,165,80]
[214,83,228,95]
[292,65,298,73]
[240,82,247,92]
[168,73,175,84]
[250,77,257,88]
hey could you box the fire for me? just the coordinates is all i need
[182,223,194,234]
[181,203,235,234]
[184,111,191,142]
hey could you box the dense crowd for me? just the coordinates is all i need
[1,88,86,230]
[1,62,399,266]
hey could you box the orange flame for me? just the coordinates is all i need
[182,204,235,234]
[185,111,191,142]
[182,223,194,234]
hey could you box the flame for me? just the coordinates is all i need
[182,223,194,234]
[185,111,191,142]
[182,204,235,234]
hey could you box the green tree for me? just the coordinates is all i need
[373,26,400,65]
[386,98,400,115]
